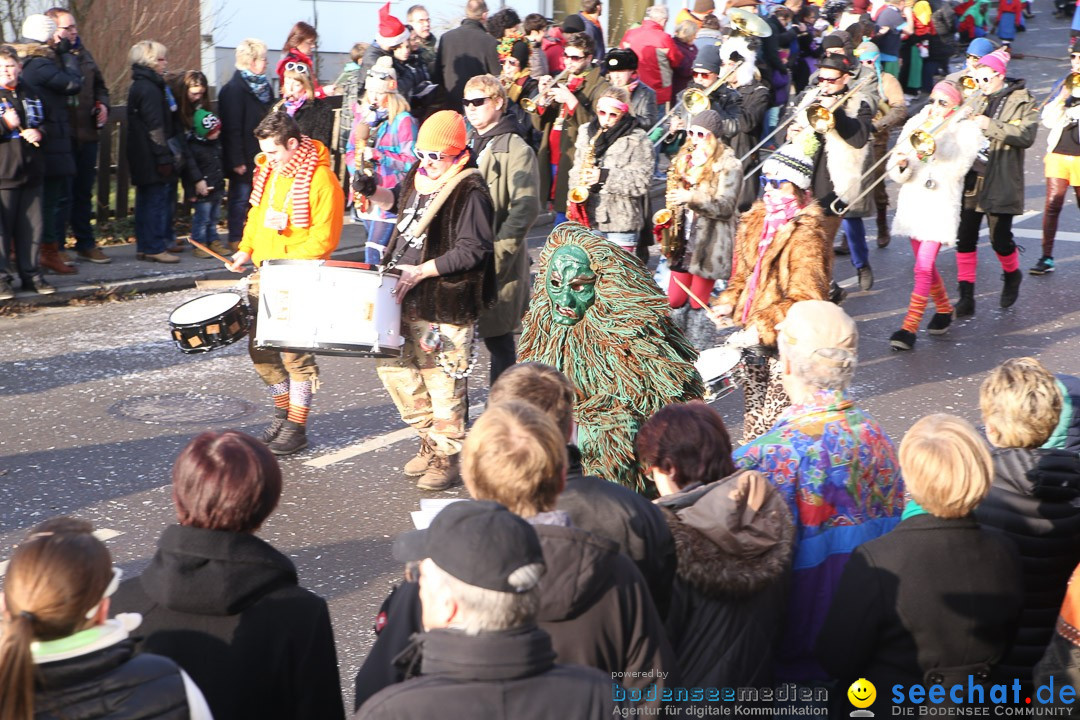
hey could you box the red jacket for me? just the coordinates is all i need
[620,20,683,105]
[542,29,567,75]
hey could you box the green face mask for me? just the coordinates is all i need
[546,245,596,326]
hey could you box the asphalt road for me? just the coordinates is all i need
[3,16,1080,712]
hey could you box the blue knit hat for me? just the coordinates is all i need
[967,37,995,58]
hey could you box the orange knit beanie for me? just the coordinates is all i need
[417,110,468,156]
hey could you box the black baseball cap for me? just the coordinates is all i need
[392,501,546,593]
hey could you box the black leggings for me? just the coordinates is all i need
[956,208,1016,256]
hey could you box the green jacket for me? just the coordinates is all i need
[973,78,1037,215]
[475,123,541,338]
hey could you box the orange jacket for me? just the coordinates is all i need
[239,140,344,267]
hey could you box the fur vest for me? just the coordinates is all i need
[672,146,743,280]
[889,109,981,246]
[715,202,830,348]
[823,89,875,217]
[384,166,496,325]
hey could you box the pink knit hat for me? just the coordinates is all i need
[978,49,1009,77]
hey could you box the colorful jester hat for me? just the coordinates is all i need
[518,222,705,494]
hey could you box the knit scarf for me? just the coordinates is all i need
[742,193,801,325]
[283,93,307,117]
[414,152,470,196]
[241,69,272,104]
[249,136,320,229]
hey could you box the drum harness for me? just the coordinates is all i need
[377,176,480,380]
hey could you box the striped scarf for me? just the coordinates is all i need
[249,136,320,229]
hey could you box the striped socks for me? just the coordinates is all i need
[929,279,953,315]
[269,381,290,413]
[287,380,313,426]
[902,294,929,333]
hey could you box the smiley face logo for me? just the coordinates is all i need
[848,678,876,709]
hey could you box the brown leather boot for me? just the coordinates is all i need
[404,438,434,477]
[417,453,459,491]
[40,244,77,275]
[876,207,890,248]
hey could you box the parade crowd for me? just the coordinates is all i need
[6,0,1080,718]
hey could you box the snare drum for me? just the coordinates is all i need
[254,259,403,357]
[695,345,745,401]
[169,293,250,354]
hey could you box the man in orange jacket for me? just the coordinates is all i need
[228,112,344,455]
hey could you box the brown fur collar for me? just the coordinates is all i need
[658,471,795,599]
[12,42,53,61]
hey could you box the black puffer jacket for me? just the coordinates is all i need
[657,470,794,693]
[0,79,44,188]
[17,40,82,177]
[111,524,345,720]
[35,638,189,720]
[218,69,273,183]
[974,447,1080,688]
[126,64,174,187]
[271,100,335,151]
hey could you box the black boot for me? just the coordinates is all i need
[955,281,975,317]
[260,408,289,444]
[829,281,848,305]
[876,207,890,248]
[1000,270,1022,308]
[269,420,308,456]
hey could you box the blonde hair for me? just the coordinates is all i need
[461,401,568,517]
[129,40,167,68]
[235,38,268,71]
[600,86,631,105]
[900,414,993,519]
[0,518,113,720]
[489,362,577,440]
[282,68,314,98]
[362,89,412,121]
[464,74,507,109]
[980,357,1062,449]
[675,19,699,44]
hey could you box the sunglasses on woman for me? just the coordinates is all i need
[284,61,309,74]
[415,148,451,161]
[462,96,491,107]
[596,109,622,117]
[759,176,790,189]
[688,129,712,139]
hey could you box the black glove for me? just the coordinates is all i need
[54,37,72,55]
[352,170,377,197]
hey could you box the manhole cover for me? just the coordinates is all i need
[109,393,257,424]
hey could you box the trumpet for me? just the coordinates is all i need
[1037,72,1080,111]
[829,87,985,215]
[521,70,569,114]
[744,74,877,176]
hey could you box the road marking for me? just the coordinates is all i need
[0,528,125,576]
[305,403,487,468]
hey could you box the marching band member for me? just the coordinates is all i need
[530,32,610,222]
[888,80,981,351]
[567,87,653,251]
[945,36,997,85]
[463,74,541,383]
[783,52,874,302]
[954,48,1037,315]
[660,44,724,153]
[344,56,416,263]
[709,142,830,443]
[661,109,743,349]
[1033,40,1080,276]
[713,35,770,212]
[353,110,495,491]
[603,47,659,131]
[499,39,537,126]
[227,113,344,455]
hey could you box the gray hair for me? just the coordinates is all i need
[645,4,669,23]
[235,38,268,71]
[779,336,857,393]
[129,40,166,68]
[425,559,544,636]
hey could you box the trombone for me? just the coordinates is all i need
[1037,72,1080,112]
[649,62,743,147]
[743,74,877,177]
[829,80,984,215]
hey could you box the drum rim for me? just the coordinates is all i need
[168,293,245,326]
[260,258,401,275]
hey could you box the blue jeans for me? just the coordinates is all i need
[227,178,252,244]
[191,192,223,245]
[69,140,99,251]
[364,216,395,264]
[42,175,70,247]
[842,217,869,269]
[600,231,638,250]
[135,183,172,255]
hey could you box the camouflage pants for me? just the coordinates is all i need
[376,319,473,456]
[246,273,319,386]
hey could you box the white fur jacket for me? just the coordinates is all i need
[823,88,875,218]
[888,107,982,247]
[1042,96,1080,153]
[672,145,744,280]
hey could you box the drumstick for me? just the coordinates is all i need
[187,238,232,265]
[670,275,712,311]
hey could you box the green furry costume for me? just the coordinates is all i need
[518,222,704,492]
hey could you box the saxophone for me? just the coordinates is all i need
[654,166,685,259]
[568,125,601,206]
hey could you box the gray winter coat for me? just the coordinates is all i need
[568,123,654,233]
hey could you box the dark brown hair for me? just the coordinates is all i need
[282,21,317,55]
[565,31,595,55]
[489,362,577,440]
[636,402,736,489]
[171,70,210,130]
[0,518,112,720]
[254,110,302,145]
[0,45,20,65]
[524,13,549,33]
[172,431,282,533]
[581,0,602,14]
